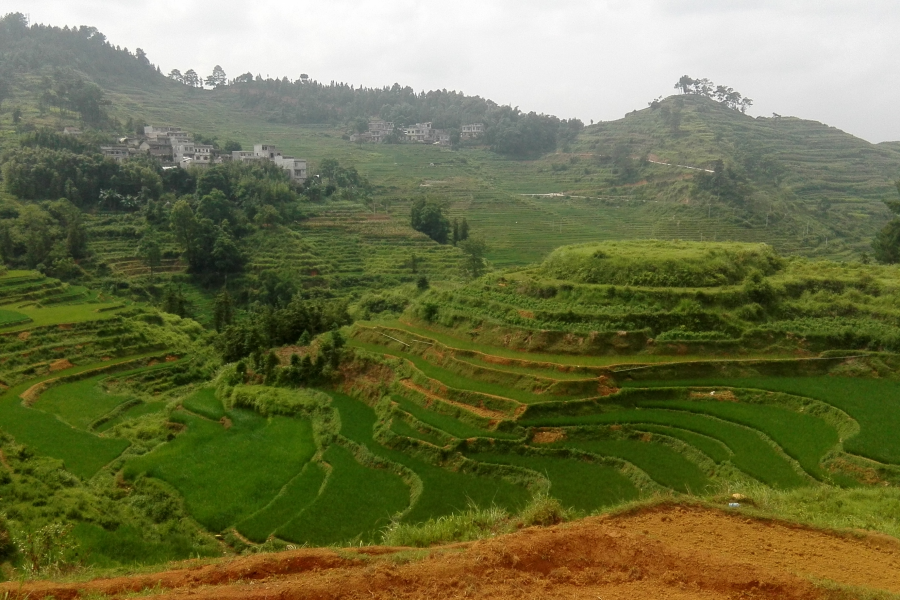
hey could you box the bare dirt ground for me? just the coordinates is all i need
[5,504,900,600]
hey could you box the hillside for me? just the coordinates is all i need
[4,14,900,583]
[1,13,899,278]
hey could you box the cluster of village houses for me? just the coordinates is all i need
[91,126,307,182]
[83,118,483,181]
[349,120,484,144]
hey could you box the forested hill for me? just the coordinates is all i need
[0,12,581,158]
[0,13,167,88]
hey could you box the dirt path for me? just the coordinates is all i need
[5,504,900,599]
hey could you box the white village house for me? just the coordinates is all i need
[92,125,307,182]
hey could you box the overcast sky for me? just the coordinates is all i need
[17,0,900,143]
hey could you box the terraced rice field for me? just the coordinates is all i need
[6,264,900,548]
[344,320,900,509]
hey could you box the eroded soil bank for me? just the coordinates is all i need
[5,504,900,600]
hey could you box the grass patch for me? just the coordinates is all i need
[0,302,126,331]
[70,522,216,568]
[540,240,781,287]
[94,401,167,432]
[381,494,571,547]
[627,377,900,466]
[389,417,447,446]
[0,359,157,478]
[236,461,327,543]
[554,435,711,493]
[329,392,531,523]
[0,308,29,325]
[276,443,409,545]
[452,354,599,381]
[34,375,134,430]
[522,408,808,489]
[124,409,317,532]
[352,339,564,404]
[467,451,639,512]
[181,387,225,420]
[391,395,517,439]
[726,483,900,541]
[384,320,715,366]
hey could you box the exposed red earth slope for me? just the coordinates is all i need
[4,505,899,600]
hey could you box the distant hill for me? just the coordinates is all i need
[579,94,900,203]
[1,11,899,282]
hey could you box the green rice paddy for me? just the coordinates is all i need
[124,409,317,532]
[35,375,135,430]
[625,376,900,465]
[467,451,639,512]
[553,435,712,493]
[329,392,531,523]
[276,443,409,545]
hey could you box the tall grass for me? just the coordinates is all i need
[381,494,571,547]
[724,483,900,540]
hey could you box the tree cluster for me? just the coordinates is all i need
[674,75,753,113]
[692,159,751,205]
[410,198,472,246]
[2,145,162,209]
[0,13,161,87]
[872,181,900,264]
[0,198,88,277]
[37,69,111,127]
[410,199,450,244]
[167,65,227,89]
[215,296,351,363]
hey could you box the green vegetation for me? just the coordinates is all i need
[522,407,808,489]
[639,398,838,480]
[553,435,711,493]
[633,424,732,463]
[181,387,225,420]
[93,400,165,432]
[276,443,409,545]
[467,451,638,512]
[34,375,134,429]
[390,395,514,440]
[630,376,900,465]
[541,240,782,287]
[124,409,317,532]
[329,392,530,523]
[237,461,326,543]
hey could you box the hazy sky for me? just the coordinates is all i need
[17,0,900,143]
